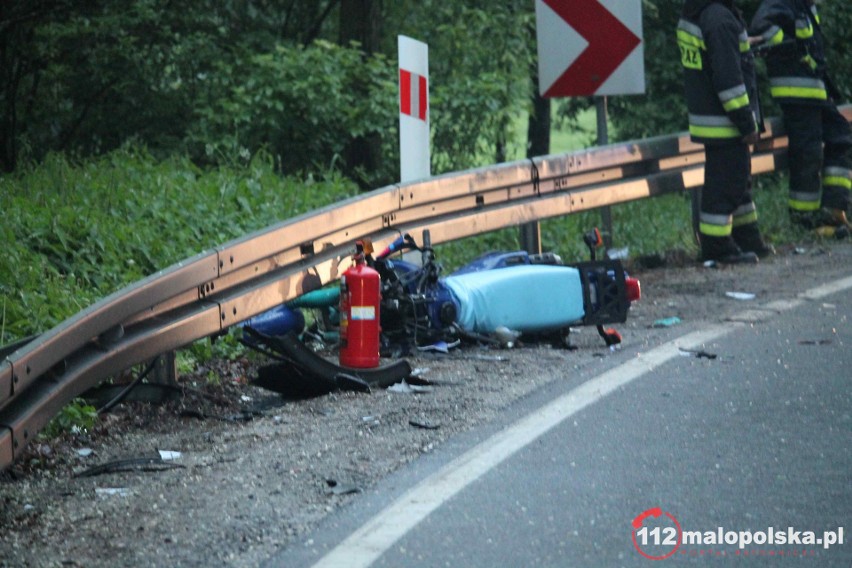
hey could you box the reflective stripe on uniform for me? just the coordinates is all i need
[824,166,852,191]
[688,113,740,139]
[719,84,750,112]
[699,213,733,237]
[732,202,758,227]
[795,18,814,39]
[789,190,821,212]
[676,20,705,46]
[769,77,827,100]
[738,30,750,53]
[763,25,784,45]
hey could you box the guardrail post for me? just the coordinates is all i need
[519,223,542,255]
[150,351,177,386]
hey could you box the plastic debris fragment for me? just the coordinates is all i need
[653,317,682,328]
[725,291,755,301]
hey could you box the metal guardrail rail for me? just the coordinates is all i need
[2,106,850,470]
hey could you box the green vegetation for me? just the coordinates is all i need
[6,1,846,180]
[39,398,98,439]
[0,148,356,345]
[1,1,539,188]
[551,108,600,154]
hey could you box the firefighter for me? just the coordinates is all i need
[750,0,852,237]
[677,0,773,264]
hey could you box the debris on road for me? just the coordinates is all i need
[325,479,362,495]
[95,487,131,498]
[416,339,461,354]
[798,339,833,346]
[653,316,682,328]
[678,348,718,360]
[387,380,434,394]
[409,419,440,430]
[725,291,756,301]
[75,456,186,478]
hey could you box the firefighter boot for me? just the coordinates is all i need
[732,223,775,258]
[791,208,851,239]
[699,235,759,265]
[812,209,851,239]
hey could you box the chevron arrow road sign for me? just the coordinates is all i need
[535,0,644,97]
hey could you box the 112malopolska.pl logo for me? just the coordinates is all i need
[631,507,846,560]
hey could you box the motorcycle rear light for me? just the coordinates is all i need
[625,277,641,303]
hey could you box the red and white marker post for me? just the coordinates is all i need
[398,35,430,183]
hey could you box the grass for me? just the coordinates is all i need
[551,106,600,153]
[0,149,358,345]
[504,105,599,161]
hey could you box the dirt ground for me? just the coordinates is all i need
[1,240,850,568]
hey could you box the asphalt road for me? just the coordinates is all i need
[270,275,852,567]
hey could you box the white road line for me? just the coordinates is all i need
[311,326,731,568]
[799,273,852,300]
[311,275,852,568]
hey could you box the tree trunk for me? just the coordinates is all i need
[339,0,384,190]
[526,92,550,159]
[338,0,381,54]
[527,10,550,160]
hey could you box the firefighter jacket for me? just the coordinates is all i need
[750,0,832,105]
[677,0,760,145]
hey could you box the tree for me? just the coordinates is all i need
[338,0,385,189]
[526,17,550,160]
[0,1,90,172]
[0,0,348,172]
[4,0,846,181]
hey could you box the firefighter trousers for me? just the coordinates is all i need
[781,103,852,213]
[702,142,754,221]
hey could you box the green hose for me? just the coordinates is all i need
[286,286,340,308]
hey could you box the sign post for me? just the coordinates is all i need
[398,35,430,183]
[534,0,644,250]
[595,95,613,248]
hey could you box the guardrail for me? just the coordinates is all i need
[2,106,849,470]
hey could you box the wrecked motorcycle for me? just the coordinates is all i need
[244,228,641,352]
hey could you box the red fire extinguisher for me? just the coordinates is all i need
[339,240,381,368]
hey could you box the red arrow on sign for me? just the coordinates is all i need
[542,0,641,97]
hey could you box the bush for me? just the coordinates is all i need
[0,146,357,345]
[39,398,98,439]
